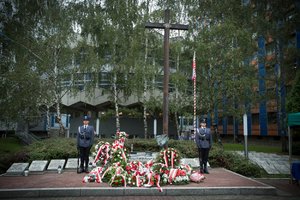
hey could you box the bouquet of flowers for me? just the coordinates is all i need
[190,171,205,183]
[125,161,145,176]
[115,131,128,147]
[101,163,127,186]
[168,168,189,185]
[116,131,128,139]
[157,148,181,168]
[111,144,128,167]
[93,141,111,166]
[126,174,145,187]
[82,167,104,183]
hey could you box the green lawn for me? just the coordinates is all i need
[0,137,23,155]
[222,143,283,154]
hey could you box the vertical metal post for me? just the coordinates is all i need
[154,118,157,137]
[288,126,292,183]
[243,113,248,159]
[96,117,100,138]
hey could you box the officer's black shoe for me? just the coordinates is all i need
[78,168,84,173]
[204,168,209,174]
[84,167,89,173]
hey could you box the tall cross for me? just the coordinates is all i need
[145,9,189,136]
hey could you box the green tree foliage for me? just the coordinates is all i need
[1,0,299,138]
[287,70,300,112]
[0,0,51,124]
[183,0,257,121]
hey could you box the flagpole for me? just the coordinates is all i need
[193,51,197,138]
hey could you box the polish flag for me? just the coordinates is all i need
[192,52,196,81]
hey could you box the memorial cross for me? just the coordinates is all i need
[145,9,188,136]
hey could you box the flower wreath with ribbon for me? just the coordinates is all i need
[157,147,181,168]
[93,141,111,166]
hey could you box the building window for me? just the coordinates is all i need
[99,72,112,88]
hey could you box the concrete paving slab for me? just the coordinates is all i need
[65,158,78,170]
[29,160,48,174]
[5,163,29,176]
[47,159,66,172]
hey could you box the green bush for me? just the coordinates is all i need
[209,146,263,177]
[0,137,27,174]
[25,137,78,162]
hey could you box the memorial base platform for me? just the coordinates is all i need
[0,168,277,198]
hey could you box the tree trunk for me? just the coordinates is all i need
[113,73,120,132]
[54,48,65,136]
[46,105,50,137]
[175,112,180,139]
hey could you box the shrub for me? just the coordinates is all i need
[25,137,78,162]
[209,146,263,177]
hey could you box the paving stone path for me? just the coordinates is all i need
[234,151,299,174]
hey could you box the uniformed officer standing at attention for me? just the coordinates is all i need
[195,118,213,174]
[77,115,95,173]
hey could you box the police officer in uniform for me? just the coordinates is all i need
[195,118,213,174]
[77,115,95,173]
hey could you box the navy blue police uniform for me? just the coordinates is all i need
[195,119,212,174]
[77,116,95,173]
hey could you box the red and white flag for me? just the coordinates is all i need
[192,52,196,81]
[192,51,197,139]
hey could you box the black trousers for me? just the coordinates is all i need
[79,146,91,169]
[198,147,210,167]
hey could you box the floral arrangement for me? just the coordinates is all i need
[93,141,111,166]
[157,147,181,168]
[190,171,206,183]
[110,146,128,167]
[83,131,204,191]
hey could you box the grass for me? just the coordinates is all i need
[0,136,24,174]
[222,143,283,154]
[259,173,291,178]
[0,136,23,155]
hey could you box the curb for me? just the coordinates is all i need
[0,186,277,198]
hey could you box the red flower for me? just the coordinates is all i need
[176,170,186,176]
[126,166,131,171]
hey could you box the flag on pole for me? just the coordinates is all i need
[192,51,197,141]
[192,52,196,80]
